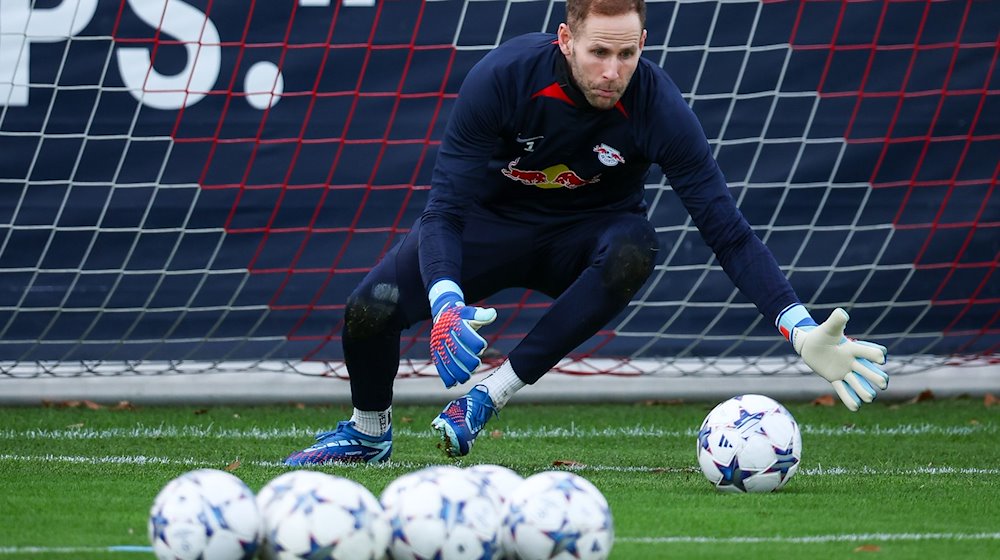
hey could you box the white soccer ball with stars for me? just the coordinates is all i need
[465,465,525,560]
[381,465,502,560]
[379,465,465,513]
[148,468,263,560]
[697,393,803,493]
[465,464,525,503]
[501,470,614,560]
[256,470,390,560]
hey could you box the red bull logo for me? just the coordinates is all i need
[594,143,625,167]
[501,157,601,190]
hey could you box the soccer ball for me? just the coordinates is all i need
[465,464,524,502]
[256,470,390,560]
[501,471,614,560]
[381,466,502,560]
[379,465,465,512]
[697,393,803,493]
[148,468,262,560]
[465,465,525,560]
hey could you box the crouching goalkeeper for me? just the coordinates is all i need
[283,0,888,466]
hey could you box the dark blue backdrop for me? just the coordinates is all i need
[0,0,996,366]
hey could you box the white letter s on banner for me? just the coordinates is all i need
[117,0,221,110]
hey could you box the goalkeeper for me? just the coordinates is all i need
[284,0,889,466]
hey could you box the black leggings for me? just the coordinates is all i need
[344,211,658,410]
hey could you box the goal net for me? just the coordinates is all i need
[0,0,996,382]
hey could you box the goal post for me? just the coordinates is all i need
[0,0,996,400]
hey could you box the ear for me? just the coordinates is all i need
[640,28,647,51]
[557,23,572,56]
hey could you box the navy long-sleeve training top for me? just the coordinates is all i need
[419,33,799,326]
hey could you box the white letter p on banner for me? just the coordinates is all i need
[0,0,98,106]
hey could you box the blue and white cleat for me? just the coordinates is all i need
[283,421,392,466]
[431,385,497,458]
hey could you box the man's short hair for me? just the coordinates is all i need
[566,0,647,31]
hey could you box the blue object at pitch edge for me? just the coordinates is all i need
[283,421,392,466]
[431,386,498,458]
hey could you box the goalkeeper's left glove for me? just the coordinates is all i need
[777,304,889,411]
[428,279,497,388]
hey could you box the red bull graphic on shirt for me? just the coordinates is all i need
[501,157,601,190]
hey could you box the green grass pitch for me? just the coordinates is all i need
[0,396,997,559]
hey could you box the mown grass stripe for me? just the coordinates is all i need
[0,422,992,440]
[2,454,998,476]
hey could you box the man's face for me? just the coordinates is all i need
[558,12,646,110]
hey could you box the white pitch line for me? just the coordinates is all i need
[0,546,150,555]
[2,453,999,476]
[0,422,994,440]
[618,532,1000,544]
[580,464,1000,476]
[2,533,999,555]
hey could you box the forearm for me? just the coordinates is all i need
[418,204,466,290]
[714,226,799,326]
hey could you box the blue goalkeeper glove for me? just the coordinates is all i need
[428,280,497,388]
[778,305,889,411]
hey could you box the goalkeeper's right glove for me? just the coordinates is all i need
[428,279,497,388]
[777,304,889,411]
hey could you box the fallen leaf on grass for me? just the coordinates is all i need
[853,545,881,552]
[905,389,935,404]
[111,401,136,411]
[984,393,998,408]
[552,459,585,468]
[811,395,836,407]
[490,430,503,439]
[642,399,685,406]
[225,458,241,472]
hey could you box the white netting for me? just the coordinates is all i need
[0,0,996,381]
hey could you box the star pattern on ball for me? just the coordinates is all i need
[767,445,800,480]
[545,518,584,558]
[714,455,755,492]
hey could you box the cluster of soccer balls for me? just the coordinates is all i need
[148,463,613,560]
[147,393,801,559]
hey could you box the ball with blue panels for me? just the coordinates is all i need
[501,470,614,560]
[148,468,262,560]
[256,470,390,560]
[381,465,502,560]
[465,465,525,560]
[697,393,803,493]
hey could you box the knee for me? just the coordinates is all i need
[600,220,657,298]
[344,282,401,339]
